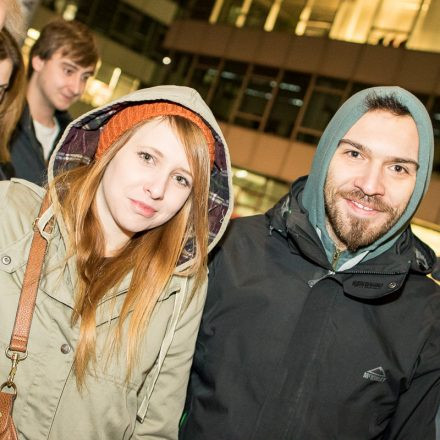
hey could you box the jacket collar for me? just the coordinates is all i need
[267,177,437,300]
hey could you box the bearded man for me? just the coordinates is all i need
[180,87,440,440]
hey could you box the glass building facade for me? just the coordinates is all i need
[181,0,440,54]
[31,0,440,228]
[160,51,440,176]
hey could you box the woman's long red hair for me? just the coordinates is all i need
[50,116,211,386]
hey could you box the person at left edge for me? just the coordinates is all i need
[0,29,25,180]
[0,85,233,439]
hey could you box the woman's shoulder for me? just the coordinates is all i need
[0,179,46,238]
[0,178,45,203]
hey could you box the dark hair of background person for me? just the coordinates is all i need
[0,29,25,167]
[28,18,99,79]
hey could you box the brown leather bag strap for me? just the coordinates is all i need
[0,391,18,440]
[8,193,54,354]
[0,193,53,440]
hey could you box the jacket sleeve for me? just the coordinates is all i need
[385,298,440,440]
[132,277,208,440]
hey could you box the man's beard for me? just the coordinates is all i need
[324,185,403,253]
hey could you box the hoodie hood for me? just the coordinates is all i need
[47,85,233,270]
[302,86,434,269]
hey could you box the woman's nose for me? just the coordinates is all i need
[144,174,167,200]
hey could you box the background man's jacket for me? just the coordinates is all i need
[9,103,71,186]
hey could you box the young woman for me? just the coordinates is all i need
[0,85,233,439]
[0,28,25,180]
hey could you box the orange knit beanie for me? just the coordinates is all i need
[96,102,216,167]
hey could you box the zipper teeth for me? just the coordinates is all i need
[343,270,406,276]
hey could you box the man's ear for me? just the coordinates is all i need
[31,55,45,73]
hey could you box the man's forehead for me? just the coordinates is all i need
[52,48,96,72]
[337,110,419,162]
[347,109,415,129]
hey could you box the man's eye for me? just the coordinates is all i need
[392,164,408,174]
[347,150,360,158]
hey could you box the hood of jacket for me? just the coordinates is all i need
[47,85,233,270]
[301,86,434,269]
[268,177,437,299]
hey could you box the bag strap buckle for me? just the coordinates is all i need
[1,349,27,396]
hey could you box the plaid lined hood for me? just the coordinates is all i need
[47,85,233,269]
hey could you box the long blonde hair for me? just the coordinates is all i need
[1,0,25,43]
[0,29,25,165]
[51,115,211,386]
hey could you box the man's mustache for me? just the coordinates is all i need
[338,189,395,214]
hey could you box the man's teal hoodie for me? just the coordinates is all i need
[302,86,434,270]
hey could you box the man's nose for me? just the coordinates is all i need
[144,174,167,200]
[353,165,385,197]
[69,74,85,96]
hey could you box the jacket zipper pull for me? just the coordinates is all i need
[308,270,335,287]
[269,225,274,236]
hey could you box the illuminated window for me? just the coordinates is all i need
[367,0,423,47]
[188,56,221,100]
[330,0,381,44]
[265,70,310,137]
[407,0,440,53]
[330,0,424,47]
[237,65,278,121]
[232,166,289,217]
[295,0,340,37]
[300,78,346,131]
[273,0,304,32]
[81,62,139,108]
[210,60,248,122]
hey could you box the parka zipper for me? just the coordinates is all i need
[308,270,335,287]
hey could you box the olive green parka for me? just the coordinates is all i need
[0,85,233,439]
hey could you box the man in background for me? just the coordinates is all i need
[10,18,98,185]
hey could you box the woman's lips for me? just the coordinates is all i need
[129,199,157,217]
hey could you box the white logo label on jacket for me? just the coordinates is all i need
[363,366,387,382]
